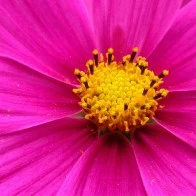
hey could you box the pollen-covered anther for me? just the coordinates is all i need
[73,48,169,132]
[93,49,99,66]
[107,48,114,65]
[130,47,138,62]
[158,70,169,78]
[86,60,94,75]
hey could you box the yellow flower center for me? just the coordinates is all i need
[73,48,169,133]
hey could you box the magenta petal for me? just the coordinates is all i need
[158,90,196,112]
[148,0,196,87]
[133,125,195,195]
[0,0,95,83]
[154,110,196,147]
[169,79,196,92]
[87,0,182,59]
[57,133,146,196]
[0,117,95,195]
[181,0,191,7]
[154,89,196,147]
[0,58,80,133]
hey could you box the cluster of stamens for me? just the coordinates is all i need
[73,48,169,133]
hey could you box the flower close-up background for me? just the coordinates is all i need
[0,0,195,195]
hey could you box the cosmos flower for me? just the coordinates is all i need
[0,0,195,195]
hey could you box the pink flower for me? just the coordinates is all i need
[0,0,195,195]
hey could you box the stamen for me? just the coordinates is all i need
[81,77,89,89]
[154,93,162,100]
[74,69,82,80]
[84,82,89,89]
[143,89,148,95]
[87,60,94,75]
[140,66,146,74]
[159,70,169,78]
[93,49,98,66]
[122,59,126,66]
[150,79,156,87]
[154,89,168,99]
[107,48,114,65]
[124,103,128,110]
[130,47,138,62]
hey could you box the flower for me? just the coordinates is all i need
[0,0,195,195]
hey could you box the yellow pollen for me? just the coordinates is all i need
[73,48,169,133]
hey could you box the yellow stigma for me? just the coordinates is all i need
[73,48,169,133]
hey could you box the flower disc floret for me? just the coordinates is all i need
[73,48,169,132]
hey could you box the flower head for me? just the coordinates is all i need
[0,0,195,195]
[73,48,169,133]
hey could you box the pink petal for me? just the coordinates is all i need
[0,117,95,195]
[169,79,196,92]
[181,0,192,7]
[154,110,196,147]
[158,90,196,112]
[57,133,146,196]
[133,125,195,195]
[154,90,196,147]
[148,0,196,88]
[0,0,95,84]
[0,58,80,133]
[85,0,182,59]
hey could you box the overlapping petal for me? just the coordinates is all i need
[148,0,196,89]
[57,133,146,196]
[133,125,195,195]
[85,0,182,59]
[154,110,196,148]
[148,0,196,160]
[168,79,196,92]
[154,90,196,147]
[181,0,192,7]
[158,90,196,112]
[0,58,80,133]
[0,0,95,84]
[0,118,95,195]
